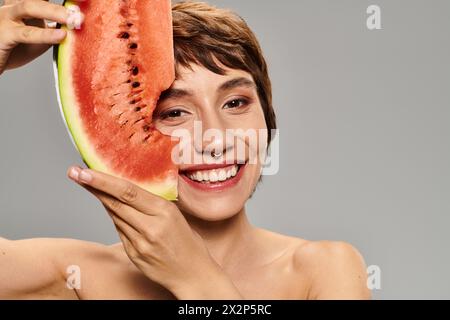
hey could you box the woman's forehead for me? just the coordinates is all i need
[174,63,253,88]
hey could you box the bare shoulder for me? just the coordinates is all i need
[292,239,371,300]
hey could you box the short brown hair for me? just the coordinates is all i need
[172,1,277,143]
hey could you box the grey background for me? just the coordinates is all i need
[0,0,449,299]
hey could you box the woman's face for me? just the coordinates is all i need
[153,63,267,222]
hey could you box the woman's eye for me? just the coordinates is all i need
[224,98,249,110]
[159,109,187,120]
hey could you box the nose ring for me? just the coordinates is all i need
[211,151,223,159]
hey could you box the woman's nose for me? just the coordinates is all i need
[194,111,232,160]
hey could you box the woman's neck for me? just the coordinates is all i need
[184,208,258,271]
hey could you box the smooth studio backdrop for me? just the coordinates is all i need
[0,0,449,299]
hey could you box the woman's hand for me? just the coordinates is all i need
[67,166,243,299]
[0,0,82,75]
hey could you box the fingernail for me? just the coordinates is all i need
[79,170,92,183]
[46,21,57,28]
[66,5,84,30]
[69,167,79,181]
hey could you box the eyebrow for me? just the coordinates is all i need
[159,88,193,102]
[218,77,257,92]
[158,77,256,103]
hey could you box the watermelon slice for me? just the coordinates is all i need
[53,0,178,200]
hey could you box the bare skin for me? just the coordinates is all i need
[0,0,371,300]
[0,231,369,300]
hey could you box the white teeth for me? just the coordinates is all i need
[218,170,227,181]
[195,172,203,182]
[209,171,219,182]
[185,165,240,183]
[231,166,237,177]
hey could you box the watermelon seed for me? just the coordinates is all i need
[143,134,152,142]
[134,107,141,112]
[130,97,142,104]
[129,43,138,49]
[127,23,133,27]
[126,79,131,83]
[120,7,128,17]
[133,117,145,125]
[132,67,139,75]
[131,89,143,95]
[132,82,140,88]
[119,32,130,39]
[120,120,129,128]
[143,125,150,132]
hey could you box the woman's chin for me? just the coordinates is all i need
[175,162,261,222]
[183,208,241,222]
[177,191,247,222]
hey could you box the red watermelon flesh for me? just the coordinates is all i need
[56,0,178,200]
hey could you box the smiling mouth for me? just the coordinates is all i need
[179,163,246,191]
[183,164,241,183]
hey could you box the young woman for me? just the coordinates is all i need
[0,0,371,299]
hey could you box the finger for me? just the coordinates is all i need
[4,0,83,4]
[12,25,66,44]
[72,174,147,234]
[98,192,148,234]
[105,206,152,260]
[4,0,23,5]
[68,166,172,215]
[116,229,139,260]
[91,185,159,237]
[9,0,69,25]
[107,209,143,245]
[107,210,141,259]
